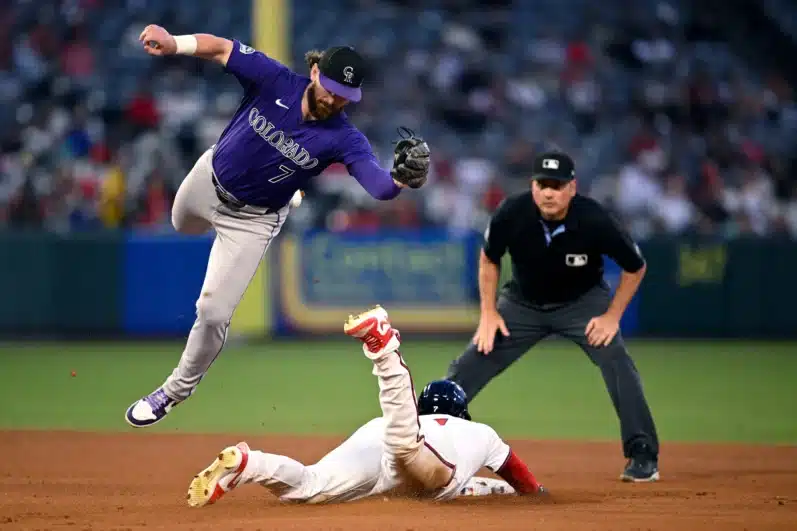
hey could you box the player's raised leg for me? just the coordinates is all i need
[125,151,289,428]
[163,204,286,393]
[344,306,455,495]
[170,148,218,235]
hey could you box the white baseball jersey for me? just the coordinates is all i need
[312,414,510,503]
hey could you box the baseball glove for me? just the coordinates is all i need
[390,127,430,189]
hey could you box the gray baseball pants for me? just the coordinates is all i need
[446,285,659,459]
[161,148,289,400]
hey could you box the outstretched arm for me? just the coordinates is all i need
[139,25,233,65]
[341,130,404,201]
[493,449,542,494]
[348,158,404,201]
[480,427,543,496]
[138,25,283,89]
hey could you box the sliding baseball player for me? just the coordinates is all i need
[186,306,548,505]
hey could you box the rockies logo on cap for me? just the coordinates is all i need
[318,47,365,102]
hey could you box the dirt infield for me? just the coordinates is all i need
[1,431,795,530]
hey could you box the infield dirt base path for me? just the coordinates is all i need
[1,431,795,530]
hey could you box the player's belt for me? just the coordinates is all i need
[211,173,246,209]
[211,173,276,215]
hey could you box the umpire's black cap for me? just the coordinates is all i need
[530,151,576,182]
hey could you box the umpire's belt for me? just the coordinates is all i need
[211,173,275,215]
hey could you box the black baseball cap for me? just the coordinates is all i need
[530,151,576,182]
[318,46,365,102]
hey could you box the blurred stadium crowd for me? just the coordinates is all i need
[1,0,796,239]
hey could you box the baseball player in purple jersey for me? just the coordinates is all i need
[125,25,431,428]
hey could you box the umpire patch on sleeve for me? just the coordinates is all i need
[239,43,255,54]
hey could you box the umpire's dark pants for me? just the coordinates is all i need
[447,284,659,460]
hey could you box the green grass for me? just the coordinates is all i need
[0,339,795,444]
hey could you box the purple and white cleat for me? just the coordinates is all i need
[125,388,181,428]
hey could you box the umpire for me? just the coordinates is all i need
[446,151,660,482]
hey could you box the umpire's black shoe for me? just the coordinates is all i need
[620,456,660,482]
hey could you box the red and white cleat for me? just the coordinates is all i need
[343,305,401,360]
[187,442,250,507]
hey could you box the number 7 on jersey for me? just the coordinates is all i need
[268,165,295,184]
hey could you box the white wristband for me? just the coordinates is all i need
[174,35,198,55]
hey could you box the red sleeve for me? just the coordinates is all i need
[495,449,540,494]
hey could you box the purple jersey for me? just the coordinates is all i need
[211,40,399,209]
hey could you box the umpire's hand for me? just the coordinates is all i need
[585,312,620,348]
[473,309,510,354]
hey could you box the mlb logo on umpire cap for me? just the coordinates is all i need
[531,151,575,182]
[565,254,588,267]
